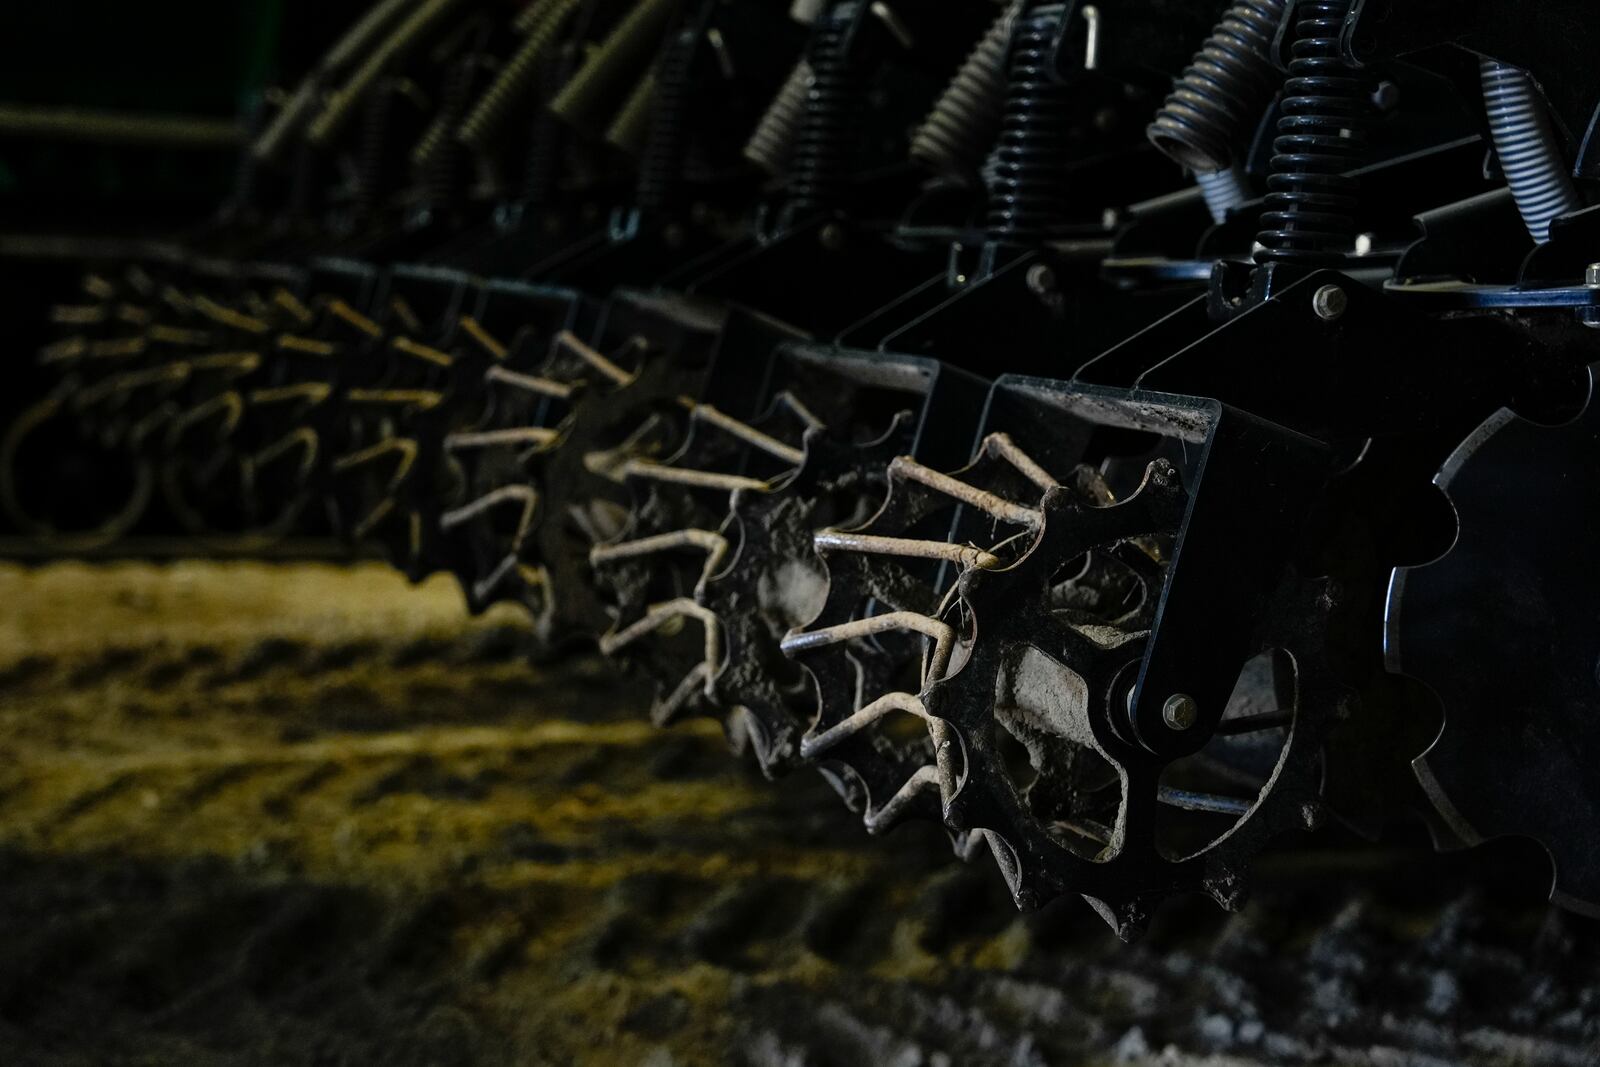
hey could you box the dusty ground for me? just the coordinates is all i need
[0,561,1594,1066]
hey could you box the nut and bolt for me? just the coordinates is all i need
[1312,283,1348,322]
[1580,263,1600,328]
[1162,693,1199,731]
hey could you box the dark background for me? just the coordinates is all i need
[0,1,364,231]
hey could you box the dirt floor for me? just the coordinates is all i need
[0,560,1594,1066]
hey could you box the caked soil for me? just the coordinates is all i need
[0,561,1593,1066]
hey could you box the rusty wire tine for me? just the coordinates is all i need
[812,530,1002,570]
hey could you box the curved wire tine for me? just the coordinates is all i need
[350,495,396,541]
[653,661,711,727]
[147,325,213,348]
[250,427,319,482]
[115,303,153,327]
[979,432,1059,493]
[775,390,824,431]
[331,437,417,492]
[49,304,109,326]
[484,364,574,400]
[172,391,245,442]
[38,336,89,364]
[458,315,508,361]
[445,426,559,451]
[129,400,182,445]
[440,484,538,550]
[620,459,768,493]
[76,363,191,405]
[589,528,729,593]
[801,689,928,758]
[803,692,963,820]
[325,297,382,339]
[473,551,522,604]
[552,329,634,386]
[345,388,444,412]
[888,455,1040,528]
[272,288,314,327]
[689,403,805,466]
[597,597,722,699]
[276,334,340,357]
[863,763,940,834]
[391,335,454,368]
[781,610,956,684]
[192,294,269,335]
[248,382,332,406]
[82,273,117,300]
[187,351,263,377]
[813,530,1002,569]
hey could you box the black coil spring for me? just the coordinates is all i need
[522,53,571,202]
[637,27,698,211]
[743,58,811,176]
[1147,0,1285,174]
[910,1,1017,178]
[787,4,868,214]
[1252,0,1370,270]
[354,81,400,218]
[985,3,1074,240]
[418,51,485,208]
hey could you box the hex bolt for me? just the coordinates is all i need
[1162,693,1199,731]
[1312,283,1347,322]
